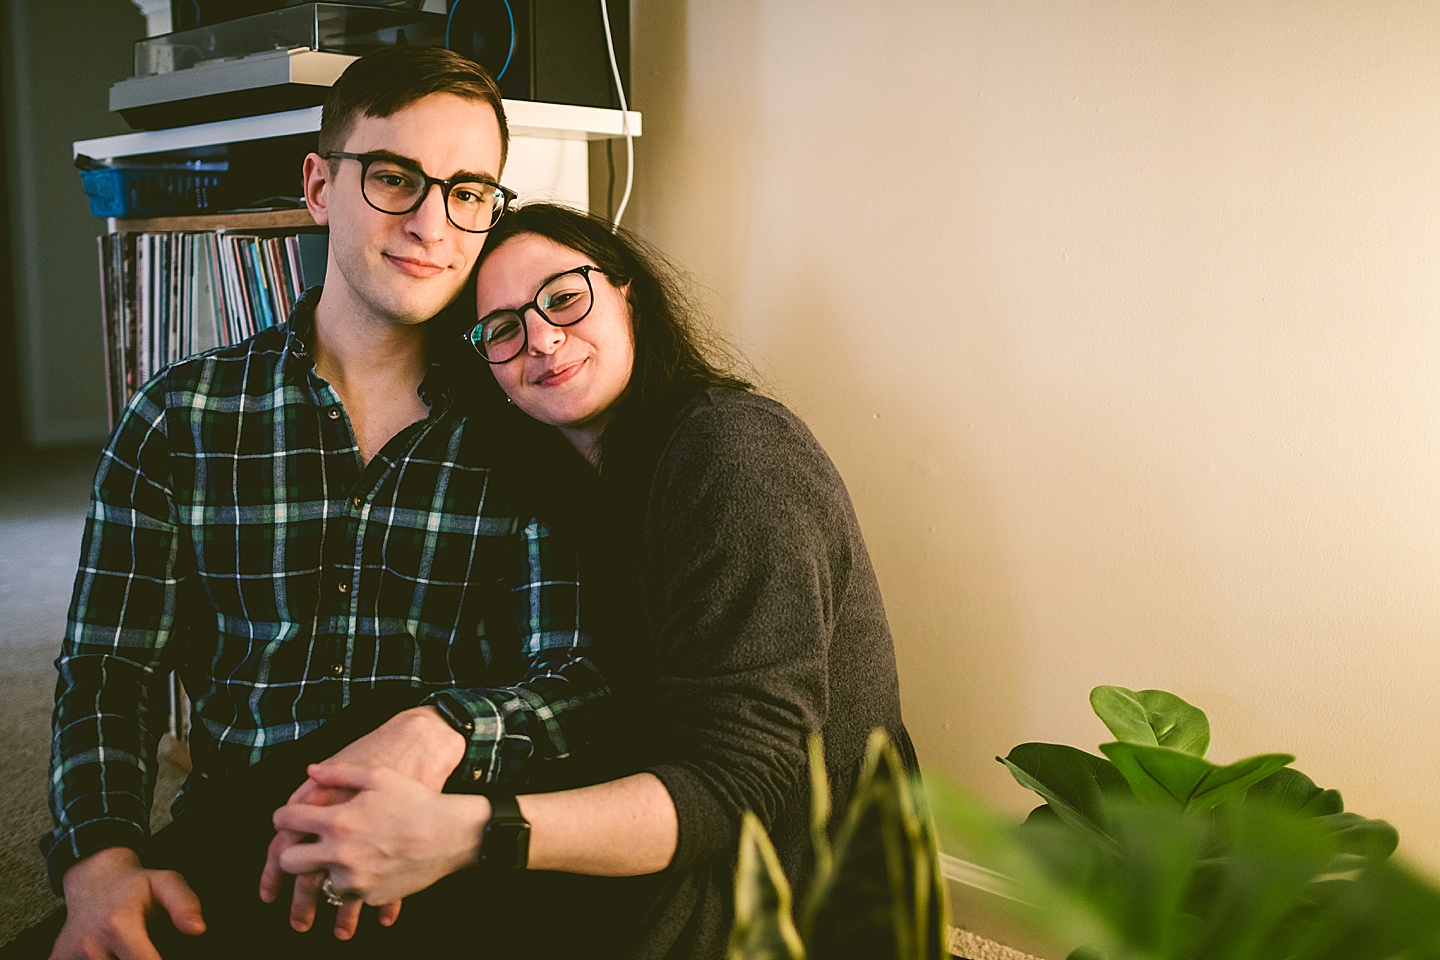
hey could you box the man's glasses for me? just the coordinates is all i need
[464,265,603,364]
[323,151,516,234]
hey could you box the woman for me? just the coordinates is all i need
[274,204,915,958]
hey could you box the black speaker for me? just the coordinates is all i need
[445,0,630,111]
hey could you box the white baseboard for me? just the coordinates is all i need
[939,852,1025,903]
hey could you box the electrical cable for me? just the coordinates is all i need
[598,0,633,231]
[606,138,616,221]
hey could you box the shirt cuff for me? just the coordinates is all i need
[423,689,513,791]
[43,818,147,895]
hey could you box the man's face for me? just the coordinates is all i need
[304,93,504,329]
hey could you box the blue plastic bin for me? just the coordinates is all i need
[80,165,228,218]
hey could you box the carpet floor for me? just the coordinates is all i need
[0,445,196,944]
[0,446,101,940]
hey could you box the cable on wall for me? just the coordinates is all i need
[598,0,633,231]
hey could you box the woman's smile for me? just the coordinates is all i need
[533,356,587,387]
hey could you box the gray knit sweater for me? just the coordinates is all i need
[602,387,913,959]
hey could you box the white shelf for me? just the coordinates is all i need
[74,100,642,162]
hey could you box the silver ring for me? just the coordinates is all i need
[321,876,348,907]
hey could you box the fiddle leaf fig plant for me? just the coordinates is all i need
[728,730,947,960]
[932,685,1440,960]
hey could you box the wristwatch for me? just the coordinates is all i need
[479,792,531,871]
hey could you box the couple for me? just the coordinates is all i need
[22,44,911,960]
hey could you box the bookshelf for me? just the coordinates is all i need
[111,208,317,234]
[74,101,644,216]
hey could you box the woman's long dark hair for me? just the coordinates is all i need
[466,203,752,472]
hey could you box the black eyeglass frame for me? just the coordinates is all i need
[464,265,607,364]
[322,151,517,234]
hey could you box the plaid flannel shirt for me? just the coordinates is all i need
[47,288,607,887]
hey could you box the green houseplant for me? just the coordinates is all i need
[727,731,949,960]
[936,685,1440,960]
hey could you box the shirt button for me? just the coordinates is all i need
[337,581,350,594]
[328,662,344,677]
[327,408,341,420]
[470,769,483,781]
[351,496,362,509]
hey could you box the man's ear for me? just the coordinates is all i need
[302,152,333,226]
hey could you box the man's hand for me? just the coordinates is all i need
[51,846,205,960]
[258,706,466,938]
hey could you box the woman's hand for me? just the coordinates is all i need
[259,707,467,936]
[271,763,488,907]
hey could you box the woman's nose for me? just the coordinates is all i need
[526,314,566,355]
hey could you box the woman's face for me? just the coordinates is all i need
[475,233,636,444]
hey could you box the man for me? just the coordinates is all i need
[33,46,607,958]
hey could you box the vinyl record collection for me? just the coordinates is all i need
[96,228,326,424]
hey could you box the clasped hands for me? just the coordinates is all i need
[258,706,475,940]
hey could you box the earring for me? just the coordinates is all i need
[506,397,514,404]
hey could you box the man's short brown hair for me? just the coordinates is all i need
[319,46,510,171]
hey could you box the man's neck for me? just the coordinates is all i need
[310,293,434,464]
[310,293,429,392]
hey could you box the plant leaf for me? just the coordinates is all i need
[998,743,1131,853]
[1245,767,1344,817]
[1313,812,1400,863]
[729,812,806,960]
[809,730,947,960]
[1090,685,1211,756]
[1098,742,1293,812]
[807,734,833,893]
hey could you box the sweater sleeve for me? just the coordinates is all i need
[640,393,852,870]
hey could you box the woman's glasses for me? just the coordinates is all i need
[465,265,602,363]
[323,151,516,233]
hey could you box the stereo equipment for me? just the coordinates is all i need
[444,0,630,111]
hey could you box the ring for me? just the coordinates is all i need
[321,876,348,907]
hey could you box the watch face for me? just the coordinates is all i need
[482,796,531,870]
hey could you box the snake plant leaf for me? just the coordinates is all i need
[998,743,1130,853]
[1098,741,1293,812]
[807,734,833,892]
[1245,767,1344,817]
[729,812,806,960]
[1090,685,1211,756]
[808,730,947,960]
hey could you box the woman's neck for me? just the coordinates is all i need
[559,425,603,470]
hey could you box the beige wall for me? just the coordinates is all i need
[628,0,1440,877]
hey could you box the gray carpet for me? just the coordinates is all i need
[0,446,166,943]
[0,446,100,940]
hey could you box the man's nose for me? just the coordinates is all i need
[404,184,451,241]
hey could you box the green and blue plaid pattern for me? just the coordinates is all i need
[47,289,606,884]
